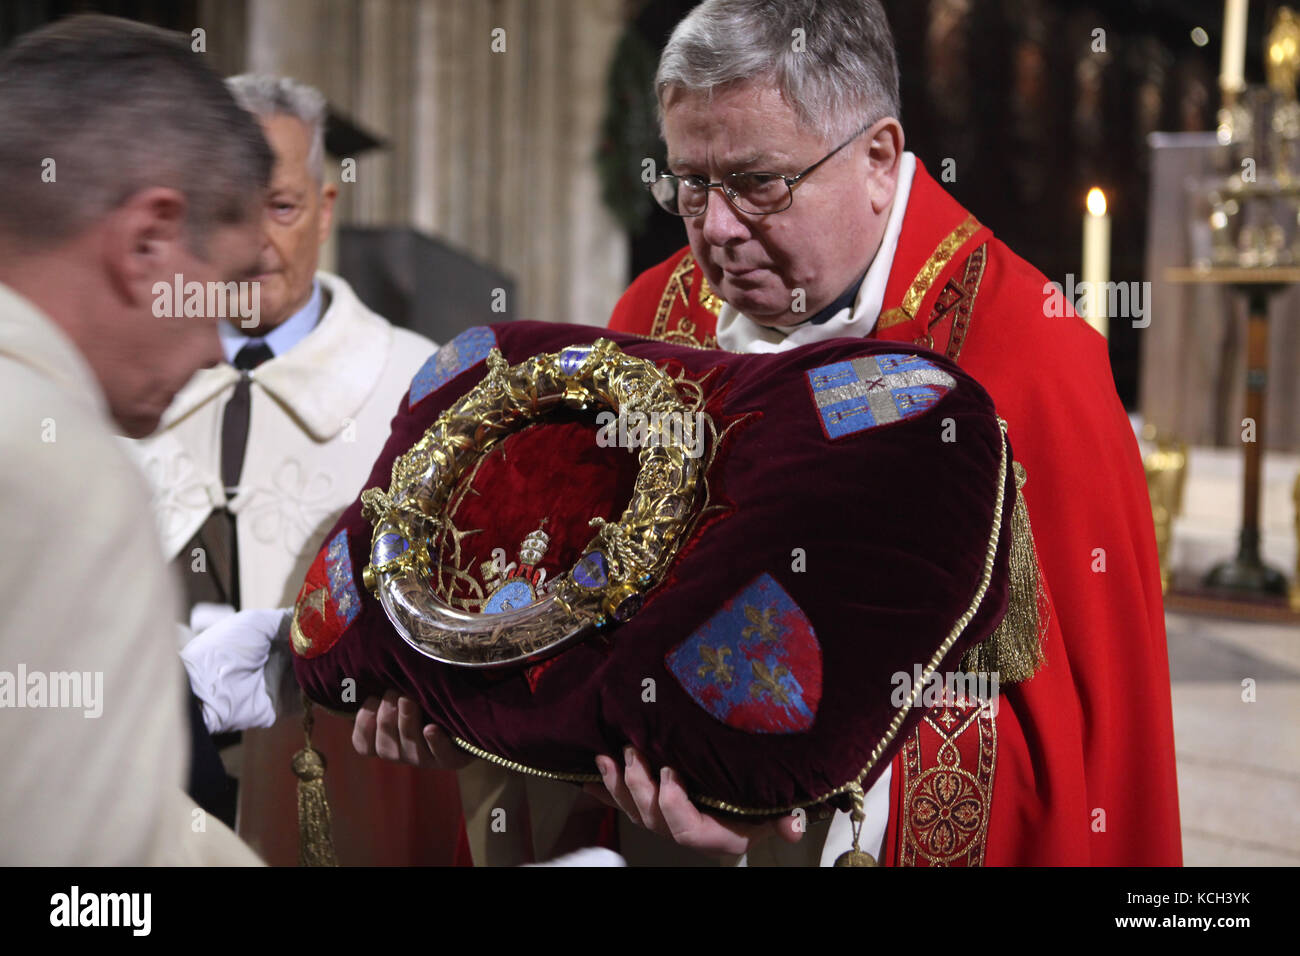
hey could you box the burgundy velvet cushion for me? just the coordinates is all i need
[291,321,1014,814]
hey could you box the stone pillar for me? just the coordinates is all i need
[565,0,631,327]
[242,0,632,325]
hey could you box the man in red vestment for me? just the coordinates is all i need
[356,0,1180,866]
[590,0,1181,866]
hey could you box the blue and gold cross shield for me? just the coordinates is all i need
[807,352,955,440]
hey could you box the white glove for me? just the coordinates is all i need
[179,606,296,734]
[175,603,237,651]
[190,601,237,635]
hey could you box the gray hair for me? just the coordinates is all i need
[226,73,328,183]
[0,14,272,253]
[655,0,901,143]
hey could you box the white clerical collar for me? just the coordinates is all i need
[715,151,917,354]
[218,279,322,364]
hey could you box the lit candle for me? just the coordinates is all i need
[1221,0,1248,94]
[1082,187,1110,339]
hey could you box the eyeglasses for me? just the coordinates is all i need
[649,124,871,218]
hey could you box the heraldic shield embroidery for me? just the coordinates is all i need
[806,353,956,441]
[665,573,822,734]
[899,690,998,867]
[408,326,498,409]
[291,529,362,658]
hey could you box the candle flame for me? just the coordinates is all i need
[1087,187,1107,217]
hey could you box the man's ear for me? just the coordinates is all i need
[864,118,904,215]
[102,186,187,305]
[318,182,339,246]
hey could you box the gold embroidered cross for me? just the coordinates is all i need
[697,645,734,686]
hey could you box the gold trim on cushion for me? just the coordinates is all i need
[434,421,1012,820]
[693,419,1008,817]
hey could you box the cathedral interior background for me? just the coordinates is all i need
[2,0,1296,866]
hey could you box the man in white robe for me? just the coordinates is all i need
[125,74,461,866]
[0,14,275,865]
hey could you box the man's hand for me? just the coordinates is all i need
[351,691,474,770]
[584,746,803,859]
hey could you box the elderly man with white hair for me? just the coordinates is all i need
[127,74,453,865]
[0,13,273,865]
[353,0,1182,869]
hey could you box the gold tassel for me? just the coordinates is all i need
[833,783,878,867]
[960,461,1049,684]
[293,695,338,867]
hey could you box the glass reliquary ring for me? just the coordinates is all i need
[358,338,709,668]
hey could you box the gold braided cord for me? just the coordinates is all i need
[451,736,602,783]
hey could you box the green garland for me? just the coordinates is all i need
[596,22,665,234]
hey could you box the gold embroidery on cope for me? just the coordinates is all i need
[942,241,987,360]
[899,692,997,867]
[652,252,719,349]
[916,242,988,360]
[878,215,982,332]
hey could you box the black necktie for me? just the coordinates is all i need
[219,341,274,608]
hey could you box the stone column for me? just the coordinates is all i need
[242,0,632,325]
